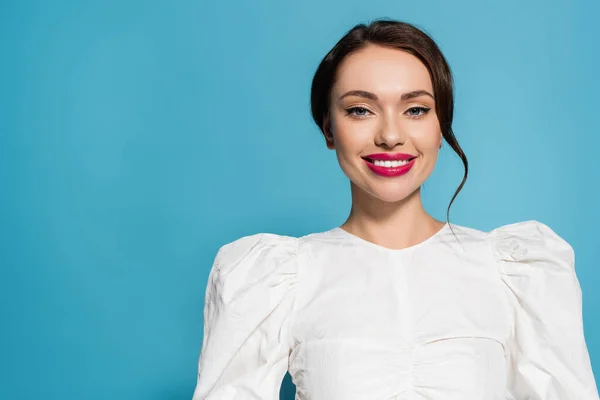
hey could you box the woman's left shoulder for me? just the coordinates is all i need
[486,220,574,269]
[486,221,598,399]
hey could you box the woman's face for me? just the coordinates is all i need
[326,44,442,203]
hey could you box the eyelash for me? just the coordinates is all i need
[345,106,431,120]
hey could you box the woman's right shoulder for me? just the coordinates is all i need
[213,232,299,269]
[215,229,334,261]
[213,229,348,284]
[211,229,339,279]
[204,233,302,312]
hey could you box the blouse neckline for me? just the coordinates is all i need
[329,222,451,253]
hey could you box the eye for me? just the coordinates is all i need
[345,106,373,119]
[406,106,431,118]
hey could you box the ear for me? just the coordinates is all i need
[323,114,335,150]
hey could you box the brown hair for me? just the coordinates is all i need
[310,19,468,222]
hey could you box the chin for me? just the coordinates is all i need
[343,164,423,203]
[363,184,418,204]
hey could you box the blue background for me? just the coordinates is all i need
[1,0,598,398]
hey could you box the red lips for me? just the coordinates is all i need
[362,153,417,177]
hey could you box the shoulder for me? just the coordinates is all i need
[487,220,574,267]
[211,232,302,276]
[430,221,574,274]
[205,232,302,308]
[485,221,579,309]
[213,228,340,267]
[486,222,587,357]
[440,220,573,262]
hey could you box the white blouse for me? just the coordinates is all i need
[191,220,599,399]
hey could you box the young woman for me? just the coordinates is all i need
[192,19,598,399]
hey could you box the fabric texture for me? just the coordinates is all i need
[192,220,598,400]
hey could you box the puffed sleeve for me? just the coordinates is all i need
[491,220,599,399]
[191,233,299,400]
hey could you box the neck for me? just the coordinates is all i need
[340,183,445,250]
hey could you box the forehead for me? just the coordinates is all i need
[333,45,433,96]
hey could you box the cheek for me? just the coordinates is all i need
[331,116,375,153]
[408,121,441,152]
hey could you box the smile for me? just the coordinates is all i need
[362,157,416,177]
[366,158,412,167]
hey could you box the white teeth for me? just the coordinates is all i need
[373,159,412,167]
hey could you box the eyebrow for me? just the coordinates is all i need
[338,89,435,102]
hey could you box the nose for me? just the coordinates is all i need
[374,115,406,148]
